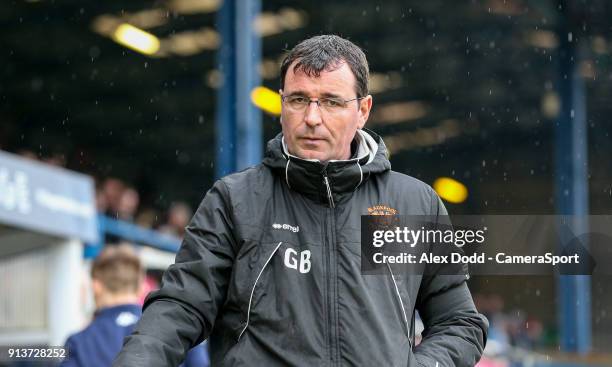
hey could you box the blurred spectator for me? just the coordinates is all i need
[17,149,37,161]
[61,244,208,367]
[12,152,186,243]
[474,293,511,366]
[15,149,66,167]
[158,201,192,239]
[135,207,159,229]
[473,292,548,366]
[42,152,67,167]
[524,316,544,348]
[98,179,140,243]
[61,244,143,367]
[102,178,125,217]
[95,186,109,213]
[506,309,545,349]
[117,187,139,221]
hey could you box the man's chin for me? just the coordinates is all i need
[295,149,327,161]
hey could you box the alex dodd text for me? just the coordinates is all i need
[372,252,580,265]
[370,226,580,266]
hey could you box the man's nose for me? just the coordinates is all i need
[303,101,323,127]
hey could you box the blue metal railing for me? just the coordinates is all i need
[84,214,181,258]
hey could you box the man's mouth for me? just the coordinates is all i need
[300,137,325,147]
[300,136,324,142]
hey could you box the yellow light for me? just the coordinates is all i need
[250,86,281,116]
[433,177,468,204]
[112,23,160,55]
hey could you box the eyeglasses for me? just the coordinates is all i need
[281,95,365,114]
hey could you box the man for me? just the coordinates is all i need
[62,245,209,367]
[114,35,487,366]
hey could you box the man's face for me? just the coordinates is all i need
[280,61,372,162]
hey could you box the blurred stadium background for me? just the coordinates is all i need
[1,0,612,366]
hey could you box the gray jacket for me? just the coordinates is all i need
[114,129,488,366]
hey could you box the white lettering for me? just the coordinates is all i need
[0,168,31,214]
[373,230,384,247]
[273,223,299,233]
[34,188,94,218]
[284,248,311,273]
[284,248,298,270]
[299,250,311,273]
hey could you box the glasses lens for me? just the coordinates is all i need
[285,96,308,110]
[282,95,353,113]
[319,98,347,111]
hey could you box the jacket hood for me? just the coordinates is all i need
[262,128,391,206]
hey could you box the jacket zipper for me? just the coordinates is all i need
[323,175,335,208]
[322,171,338,366]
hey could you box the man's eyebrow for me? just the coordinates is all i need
[319,92,343,99]
[284,90,308,97]
[284,91,344,98]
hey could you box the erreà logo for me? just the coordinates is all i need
[367,205,398,215]
[272,223,300,233]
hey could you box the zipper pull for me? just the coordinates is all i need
[323,175,335,208]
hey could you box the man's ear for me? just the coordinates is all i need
[92,278,104,297]
[357,95,373,129]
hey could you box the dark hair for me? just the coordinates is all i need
[280,35,369,97]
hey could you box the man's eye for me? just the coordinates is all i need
[321,99,343,108]
[290,96,308,104]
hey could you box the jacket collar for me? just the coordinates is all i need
[262,129,391,207]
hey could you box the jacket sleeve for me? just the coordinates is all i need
[413,191,489,367]
[113,180,237,367]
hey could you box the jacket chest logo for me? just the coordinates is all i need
[367,205,398,215]
[272,223,300,232]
